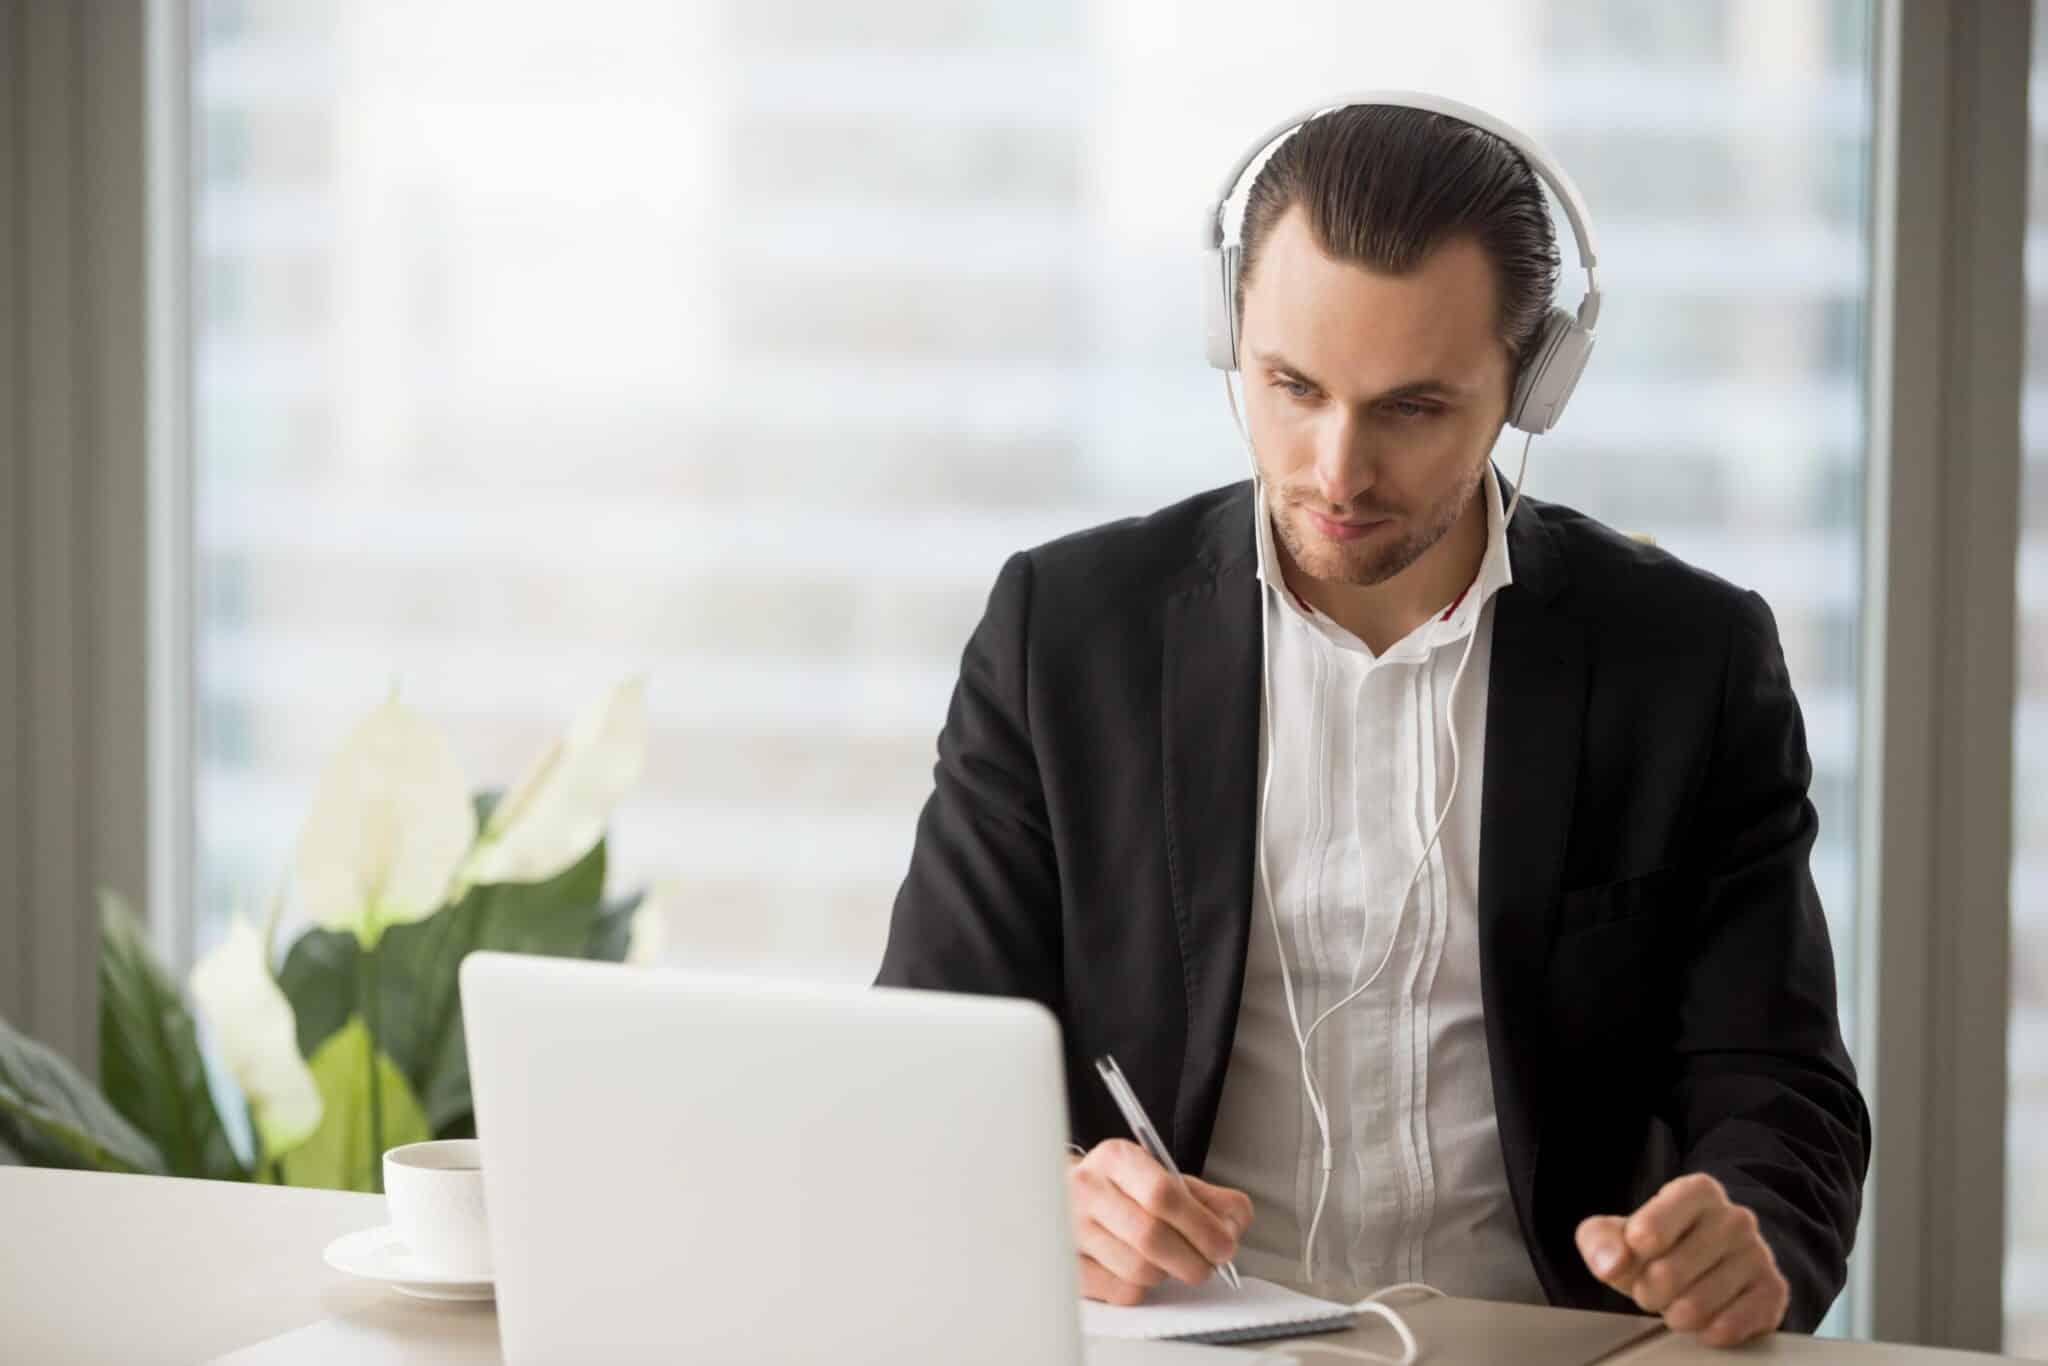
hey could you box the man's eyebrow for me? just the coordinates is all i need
[1249,349,1468,401]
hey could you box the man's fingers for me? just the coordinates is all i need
[1581,1178,1787,1347]
[1077,1253,1149,1308]
[1576,1215,1640,1290]
[1075,1218,1166,1291]
[1625,1173,1726,1262]
[1662,1254,1758,1333]
[1100,1141,1239,1267]
[1700,1277,1789,1349]
[1632,1206,1753,1313]
[1185,1176,1254,1238]
[1088,1169,1221,1285]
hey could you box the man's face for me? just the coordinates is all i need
[1238,206,1513,588]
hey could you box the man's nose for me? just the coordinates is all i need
[1312,412,1377,509]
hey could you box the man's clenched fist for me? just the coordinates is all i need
[1577,1172,1789,1348]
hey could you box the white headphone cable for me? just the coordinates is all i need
[1243,1283,1447,1366]
[1228,370,1535,1288]
[1232,371,1336,1273]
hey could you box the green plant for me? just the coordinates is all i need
[0,680,669,1191]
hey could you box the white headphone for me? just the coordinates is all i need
[1204,90,1602,434]
[1215,93,1602,1295]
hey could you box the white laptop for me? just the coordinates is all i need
[462,952,1137,1366]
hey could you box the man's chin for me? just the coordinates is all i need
[1294,547,1412,588]
[1283,524,1412,586]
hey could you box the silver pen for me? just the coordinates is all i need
[1093,1054,1243,1290]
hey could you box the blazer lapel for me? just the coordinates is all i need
[1478,499,1586,1252]
[1160,486,1263,1171]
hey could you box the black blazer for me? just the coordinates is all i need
[875,480,1869,1330]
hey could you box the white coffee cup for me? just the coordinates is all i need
[383,1139,491,1278]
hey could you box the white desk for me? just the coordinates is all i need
[0,1169,2015,1364]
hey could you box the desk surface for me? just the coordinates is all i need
[0,1168,2015,1365]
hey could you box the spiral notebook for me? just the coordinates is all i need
[1080,1275,1357,1346]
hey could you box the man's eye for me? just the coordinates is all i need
[1387,399,1438,419]
[1272,377,1314,400]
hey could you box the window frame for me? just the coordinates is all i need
[0,0,156,1067]
[32,0,2018,1348]
[1854,0,2028,1348]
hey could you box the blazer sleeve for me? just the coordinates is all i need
[874,551,1063,1013]
[1668,589,1872,1331]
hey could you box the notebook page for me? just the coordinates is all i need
[1080,1275,1356,1342]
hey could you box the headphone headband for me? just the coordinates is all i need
[1206,90,1601,330]
[1203,90,1603,433]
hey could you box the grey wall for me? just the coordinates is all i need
[1,0,151,1070]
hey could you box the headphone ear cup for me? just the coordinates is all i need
[1204,245,1242,371]
[1507,307,1595,434]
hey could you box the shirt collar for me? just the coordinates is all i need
[1253,464,1515,649]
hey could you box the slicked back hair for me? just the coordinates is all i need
[1235,105,1562,380]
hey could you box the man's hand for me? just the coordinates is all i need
[1577,1173,1790,1348]
[1067,1139,1252,1306]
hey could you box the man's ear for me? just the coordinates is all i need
[1500,347,1525,426]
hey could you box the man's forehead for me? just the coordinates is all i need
[1241,212,1507,390]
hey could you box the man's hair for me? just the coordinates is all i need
[1235,105,1562,380]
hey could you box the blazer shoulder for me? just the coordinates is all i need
[1017,481,1251,608]
[1532,497,1764,641]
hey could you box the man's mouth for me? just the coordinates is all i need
[1307,510,1390,542]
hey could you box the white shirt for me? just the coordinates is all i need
[1202,467,1544,1305]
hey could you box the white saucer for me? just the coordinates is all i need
[322,1224,496,1301]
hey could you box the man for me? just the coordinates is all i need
[876,103,1868,1350]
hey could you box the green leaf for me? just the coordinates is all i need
[276,927,359,1060]
[279,1017,430,1192]
[585,892,644,964]
[421,1019,475,1138]
[0,1014,164,1173]
[97,892,244,1181]
[474,837,608,955]
[435,1111,477,1141]
[373,894,484,1134]
[379,837,610,1138]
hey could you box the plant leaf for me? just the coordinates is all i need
[97,892,244,1181]
[420,1011,476,1138]
[627,881,680,967]
[0,1014,164,1173]
[279,1017,430,1192]
[473,840,608,956]
[585,892,644,964]
[379,838,610,1138]
[277,927,360,1061]
[372,892,486,1127]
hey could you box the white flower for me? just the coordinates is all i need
[293,694,476,946]
[463,678,647,886]
[189,917,324,1160]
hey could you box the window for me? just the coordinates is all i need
[189,10,1871,1313]
[192,0,1871,963]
